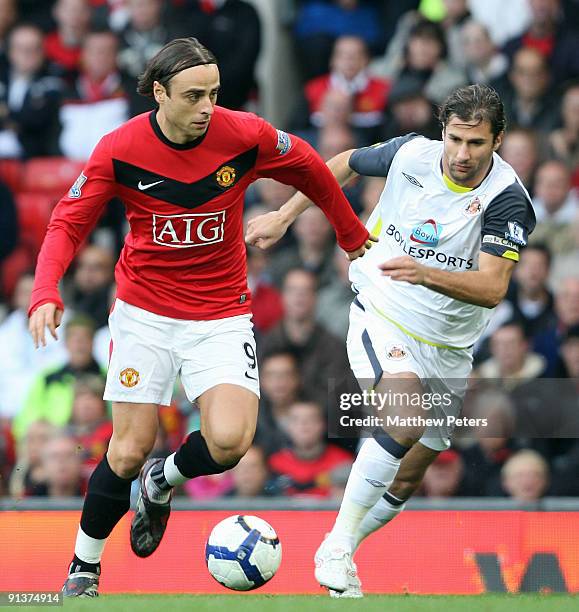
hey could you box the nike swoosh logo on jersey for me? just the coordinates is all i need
[245,372,258,381]
[138,179,165,190]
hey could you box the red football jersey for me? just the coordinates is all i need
[30,107,368,320]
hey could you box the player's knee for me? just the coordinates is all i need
[207,429,254,467]
[108,441,152,478]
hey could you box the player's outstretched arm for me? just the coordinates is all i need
[246,148,377,258]
[379,252,515,308]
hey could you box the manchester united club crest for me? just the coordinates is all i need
[216,165,236,188]
[387,344,408,360]
[463,196,483,217]
[120,367,140,388]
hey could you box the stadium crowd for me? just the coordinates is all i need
[0,0,579,504]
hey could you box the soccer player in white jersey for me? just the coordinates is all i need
[246,84,536,597]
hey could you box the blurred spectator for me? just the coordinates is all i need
[494,47,560,133]
[502,0,579,85]
[371,17,466,104]
[58,30,129,160]
[468,0,531,47]
[269,400,352,497]
[66,374,112,480]
[260,268,350,401]
[476,321,546,389]
[504,244,556,339]
[268,208,335,289]
[381,75,440,141]
[548,84,579,169]
[439,0,471,69]
[9,420,57,497]
[460,20,509,85]
[421,449,466,497]
[90,0,131,32]
[293,0,385,81]
[117,0,170,115]
[246,247,283,336]
[296,35,389,140]
[12,315,104,441]
[66,244,115,328]
[501,449,549,502]
[317,123,356,161]
[317,246,352,340]
[229,445,275,497]
[0,0,17,72]
[44,0,92,79]
[559,324,579,377]
[534,277,579,374]
[37,433,85,497]
[499,128,540,193]
[460,389,517,496]
[0,273,67,419]
[549,216,579,289]
[182,0,261,110]
[531,161,578,254]
[254,350,301,455]
[0,24,63,158]
[245,178,296,214]
[0,175,17,266]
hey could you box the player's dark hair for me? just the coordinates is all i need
[439,84,506,141]
[137,37,217,97]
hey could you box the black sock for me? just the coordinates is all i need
[172,430,238,479]
[79,455,133,540]
[69,555,101,575]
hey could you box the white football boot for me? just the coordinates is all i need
[314,537,354,593]
[329,558,363,598]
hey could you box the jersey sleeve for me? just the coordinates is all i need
[29,135,117,316]
[348,133,420,177]
[480,181,536,262]
[254,119,369,252]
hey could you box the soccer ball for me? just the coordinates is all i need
[205,515,282,591]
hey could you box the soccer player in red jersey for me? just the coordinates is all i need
[28,38,373,597]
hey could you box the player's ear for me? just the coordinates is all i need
[493,131,504,152]
[153,80,166,104]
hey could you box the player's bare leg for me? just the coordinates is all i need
[63,402,159,597]
[315,372,426,593]
[330,443,440,598]
[132,383,258,556]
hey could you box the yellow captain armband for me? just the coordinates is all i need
[502,250,520,262]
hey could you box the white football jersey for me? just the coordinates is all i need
[348,135,535,349]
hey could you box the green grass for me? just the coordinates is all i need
[39,594,579,612]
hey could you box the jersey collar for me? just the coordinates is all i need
[149,110,209,150]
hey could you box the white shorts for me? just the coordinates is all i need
[103,299,260,405]
[347,295,473,451]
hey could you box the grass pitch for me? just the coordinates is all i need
[45,594,578,612]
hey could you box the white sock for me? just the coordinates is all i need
[329,438,404,552]
[163,453,188,487]
[353,494,406,553]
[74,527,106,565]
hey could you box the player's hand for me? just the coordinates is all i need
[29,303,63,348]
[245,211,290,250]
[346,234,379,261]
[379,256,426,284]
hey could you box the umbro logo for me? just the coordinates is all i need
[138,179,164,190]
[402,172,423,188]
[365,478,387,488]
